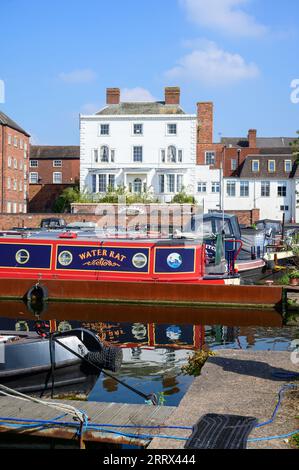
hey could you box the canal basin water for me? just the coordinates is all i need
[0,300,298,407]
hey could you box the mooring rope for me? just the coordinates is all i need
[0,383,87,424]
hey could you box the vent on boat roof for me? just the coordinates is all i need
[59,232,78,239]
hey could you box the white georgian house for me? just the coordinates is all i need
[80,87,198,202]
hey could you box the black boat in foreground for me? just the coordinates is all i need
[0,328,123,396]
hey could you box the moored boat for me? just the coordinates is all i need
[0,232,239,297]
[0,328,122,395]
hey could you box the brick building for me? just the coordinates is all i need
[196,102,297,222]
[0,111,30,213]
[29,146,80,212]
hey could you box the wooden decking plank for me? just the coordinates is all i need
[0,396,175,446]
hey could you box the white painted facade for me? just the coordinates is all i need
[80,114,197,203]
[79,110,298,223]
[223,178,296,222]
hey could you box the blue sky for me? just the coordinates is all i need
[0,0,299,144]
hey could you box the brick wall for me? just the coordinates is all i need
[225,209,260,226]
[197,102,213,144]
[0,207,260,230]
[29,158,79,185]
[28,184,76,212]
[0,125,29,213]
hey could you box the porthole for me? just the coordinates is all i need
[58,251,73,267]
[132,253,148,269]
[15,249,30,265]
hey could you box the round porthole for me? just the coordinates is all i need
[132,253,148,269]
[58,251,73,266]
[15,249,30,265]
[167,253,183,269]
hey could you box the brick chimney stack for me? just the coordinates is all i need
[248,129,257,148]
[197,102,213,144]
[106,88,120,105]
[165,87,180,105]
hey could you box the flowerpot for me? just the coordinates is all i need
[290,278,299,286]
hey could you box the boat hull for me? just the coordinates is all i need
[0,332,101,395]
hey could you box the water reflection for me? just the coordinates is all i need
[0,300,298,406]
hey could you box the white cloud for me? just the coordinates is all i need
[121,87,156,102]
[59,69,97,84]
[165,40,260,86]
[180,0,267,37]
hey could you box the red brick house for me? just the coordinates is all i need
[29,146,80,212]
[0,111,30,213]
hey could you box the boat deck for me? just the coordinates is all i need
[0,396,175,447]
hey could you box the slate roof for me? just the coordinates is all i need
[96,102,186,116]
[0,111,30,137]
[238,153,299,179]
[221,137,296,149]
[30,145,80,159]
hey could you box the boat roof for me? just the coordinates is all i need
[0,230,202,245]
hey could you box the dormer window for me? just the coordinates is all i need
[285,160,292,172]
[252,160,260,172]
[268,160,276,173]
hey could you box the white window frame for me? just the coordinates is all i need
[231,159,237,171]
[252,160,260,172]
[227,181,236,197]
[205,151,215,166]
[7,177,11,190]
[133,146,143,163]
[197,182,207,193]
[133,123,143,136]
[166,123,177,136]
[240,181,249,197]
[29,172,39,184]
[277,182,287,198]
[211,182,220,194]
[53,172,62,184]
[30,160,38,168]
[285,160,292,173]
[8,156,12,168]
[100,124,110,136]
[261,181,270,198]
[53,160,62,168]
[268,160,276,173]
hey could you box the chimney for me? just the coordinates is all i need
[106,88,120,105]
[197,102,213,144]
[165,87,180,105]
[248,129,257,148]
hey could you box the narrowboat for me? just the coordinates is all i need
[0,328,122,396]
[0,231,239,303]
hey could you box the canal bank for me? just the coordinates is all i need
[149,350,299,450]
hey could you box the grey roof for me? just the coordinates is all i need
[221,137,296,148]
[30,145,80,159]
[239,153,299,179]
[0,111,30,137]
[96,101,186,116]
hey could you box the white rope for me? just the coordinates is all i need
[0,384,87,423]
